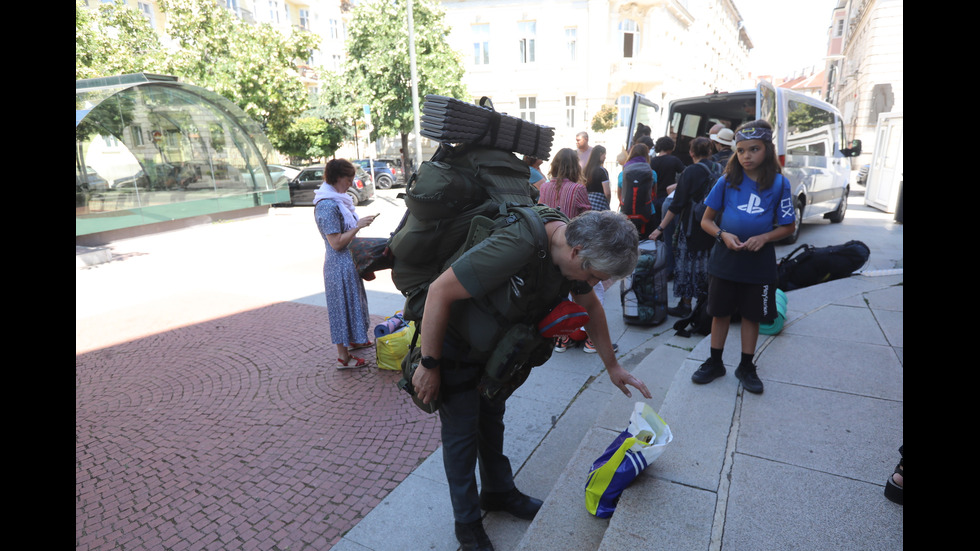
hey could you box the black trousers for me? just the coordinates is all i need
[438,362,515,523]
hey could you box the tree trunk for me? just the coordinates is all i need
[400,133,411,173]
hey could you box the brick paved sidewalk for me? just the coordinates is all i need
[76,301,442,550]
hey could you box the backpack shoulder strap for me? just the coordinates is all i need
[492,205,553,257]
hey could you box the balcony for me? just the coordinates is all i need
[609,58,665,89]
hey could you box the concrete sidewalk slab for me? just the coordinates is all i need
[724,455,903,550]
[737,380,903,483]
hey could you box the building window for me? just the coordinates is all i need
[138,2,155,27]
[329,18,340,39]
[268,1,280,24]
[565,27,577,62]
[518,21,536,64]
[473,24,490,65]
[299,9,310,30]
[834,18,845,37]
[519,96,536,123]
[619,19,638,58]
[565,96,576,128]
[130,125,144,147]
[617,95,631,127]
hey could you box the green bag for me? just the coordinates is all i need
[397,342,439,414]
[759,288,788,335]
[479,322,555,404]
[389,144,539,322]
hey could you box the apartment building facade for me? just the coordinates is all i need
[823,0,903,164]
[437,0,753,152]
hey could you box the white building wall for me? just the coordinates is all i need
[835,0,903,167]
[438,0,749,157]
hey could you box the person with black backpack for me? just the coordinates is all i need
[648,137,719,317]
[620,142,657,236]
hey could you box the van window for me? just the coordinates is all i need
[787,100,834,136]
[759,86,776,127]
[671,113,701,139]
[786,100,834,157]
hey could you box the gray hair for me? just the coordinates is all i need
[565,211,639,279]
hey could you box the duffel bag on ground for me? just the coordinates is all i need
[777,240,870,291]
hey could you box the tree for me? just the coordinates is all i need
[591,105,618,134]
[160,0,319,149]
[268,69,361,163]
[76,0,166,80]
[277,117,349,163]
[76,0,319,149]
[345,0,467,168]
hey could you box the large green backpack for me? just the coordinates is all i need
[389,143,545,322]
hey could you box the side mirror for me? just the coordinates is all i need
[841,139,862,157]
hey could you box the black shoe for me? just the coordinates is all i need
[479,488,543,520]
[455,520,494,551]
[668,300,691,317]
[692,358,725,384]
[735,363,764,394]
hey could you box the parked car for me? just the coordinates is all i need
[285,164,375,206]
[267,164,301,187]
[76,166,108,191]
[378,157,411,186]
[353,159,398,189]
[856,164,870,186]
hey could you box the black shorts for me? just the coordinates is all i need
[706,276,778,324]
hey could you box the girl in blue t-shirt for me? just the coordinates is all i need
[690,120,795,394]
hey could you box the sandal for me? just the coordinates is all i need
[884,445,903,505]
[349,341,373,350]
[337,356,367,369]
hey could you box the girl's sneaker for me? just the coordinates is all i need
[554,337,570,353]
[583,339,618,354]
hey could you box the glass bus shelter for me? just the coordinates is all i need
[76,73,288,237]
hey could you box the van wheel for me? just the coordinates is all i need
[826,187,848,223]
[781,201,804,245]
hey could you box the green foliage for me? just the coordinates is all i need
[787,101,834,133]
[75,0,166,79]
[160,0,319,146]
[344,0,467,140]
[76,0,320,149]
[591,105,618,134]
[277,117,348,163]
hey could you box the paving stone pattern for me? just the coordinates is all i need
[76,302,441,550]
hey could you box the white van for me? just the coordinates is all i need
[627,82,862,243]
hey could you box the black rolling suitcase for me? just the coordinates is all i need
[621,240,668,326]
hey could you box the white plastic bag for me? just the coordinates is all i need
[585,402,673,518]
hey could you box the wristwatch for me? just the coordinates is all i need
[421,356,440,370]
[715,229,725,243]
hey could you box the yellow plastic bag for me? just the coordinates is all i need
[376,322,416,371]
